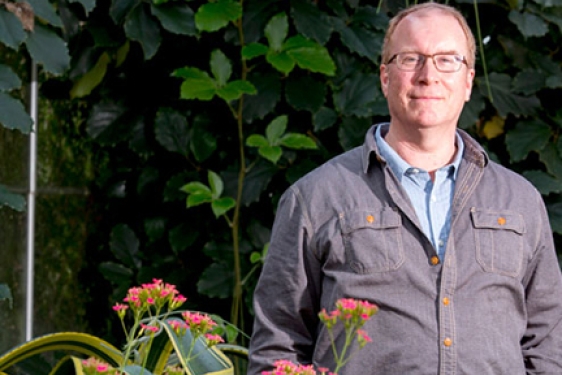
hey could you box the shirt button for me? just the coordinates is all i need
[438,239,444,247]
[366,215,374,223]
[430,256,439,265]
[442,297,450,306]
[443,338,452,347]
[497,217,506,225]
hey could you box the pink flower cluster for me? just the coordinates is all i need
[318,298,378,330]
[262,360,335,375]
[118,278,187,313]
[81,357,121,375]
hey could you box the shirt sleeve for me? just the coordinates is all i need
[521,193,562,373]
[247,186,322,375]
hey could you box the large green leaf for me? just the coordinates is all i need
[177,69,216,100]
[266,115,287,144]
[151,3,196,36]
[241,42,268,59]
[198,263,233,298]
[86,101,131,144]
[210,50,232,87]
[291,0,332,45]
[110,0,141,24]
[313,107,338,132]
[522,170,562,195]
[26,0,63,27]
[0,92,33,134]
[211,197,236,218]
[284,35,336,75]
[242,71,281,123]
[110,224,142,269]
[195,0,242,32]
[0,8,26,49]
[70,52,110,98]
[539,142,562,179]
[285,75,326,112]
[222,160,277,206]
[458,90,485,129]
[280,134,317,149]
[479,73,540,117]
[333,71,383,117]
[0,183,25,212]
[332,18,382,63]
[124,3,161,60]
[266,50,295,74]
[216,80,256,101]
[505,119,551,162]
[169,223,198,255]
[508,10,548,38]
[25,24,70,75]
[265,13,288,52]
[0,332,123,372]
[154,108,190,156]
[99,261,134,285]
[259,145,283,164]
[512,68,547,95]
[208,170,224,199]
[338,116,372,150]
[547,201,562,234]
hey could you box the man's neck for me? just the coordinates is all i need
[384,124,458,178]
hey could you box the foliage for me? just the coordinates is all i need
[0,279,247,375]
[2,0,562,348]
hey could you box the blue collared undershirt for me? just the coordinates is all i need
[375,124,464,260]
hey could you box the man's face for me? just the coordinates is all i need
[380,9,475,132]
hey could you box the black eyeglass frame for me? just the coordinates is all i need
[386,53,469,73]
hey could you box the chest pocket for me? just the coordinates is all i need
[339,208,404,274]
[470,208,525,277]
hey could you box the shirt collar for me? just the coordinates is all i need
[374,123,464,182]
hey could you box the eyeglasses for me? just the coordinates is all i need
[386,53,468,73]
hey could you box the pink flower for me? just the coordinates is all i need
[204,333,224,346]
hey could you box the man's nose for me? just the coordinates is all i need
[416,56,439,83]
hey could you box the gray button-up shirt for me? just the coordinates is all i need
[248,124,562,375]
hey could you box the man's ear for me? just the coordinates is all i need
[380,64,389,98]
[465,68,475,102]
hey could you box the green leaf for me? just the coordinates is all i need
[313,107,338,132]
[265,13,288,51]
[332,18,382,63]
[180,181,211,194]
[548,201,562,234]
[243,71,281,123]
[154,107,190,156]
[505,119,551,162]
[512,69,547,95]
[216,80,257,101]
[0,184,25,212]
[210,50,232,87]
[0,92,33,134]
[70,52,110,98]
[99,261,134,284]
[266,115,287,144]
[539,142,562,179]
[0,8,26,49]
[458,90,485,129]
[338,116,371,150]
[0,332,123,372]
[195,0,242,32]
[522,170,562,195]
[288,45,336,75]
[198,263,232,298]
[26,0,63,27]
[259,145,283,164]
[190,115,217,162]
[478,73,540,117]
[150,2,196,36]
[233,159,277,206]
[508,10,549,38]
[124,3,161,60]
[280,133,317,149]
[187,191,213,207]
[110,0,141,24]
[178,68,217,100]
[246,134,269,147]
[333,71,383,117]
[123,365,155,375]
[169,223,198,254]
[266,51,295,74]
[86,101,132,145]
[25,24,70,75]
[211,197,236,217]
[208,170,224,199]
[144,217,167,243]
[285,75,326,112]
[137,166,159,196]
[69,0,96,14]
[110,224,142,269]
[241,43,268,59]
[291,0,333,45]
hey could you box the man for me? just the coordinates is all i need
[248,3,562,374]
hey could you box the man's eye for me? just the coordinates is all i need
[436,56,455,65]
[401,55,419,64]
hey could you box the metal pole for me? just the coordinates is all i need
[25,61,38,341]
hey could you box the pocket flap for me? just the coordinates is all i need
[470,208,525,234]
[340,208,401,234]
